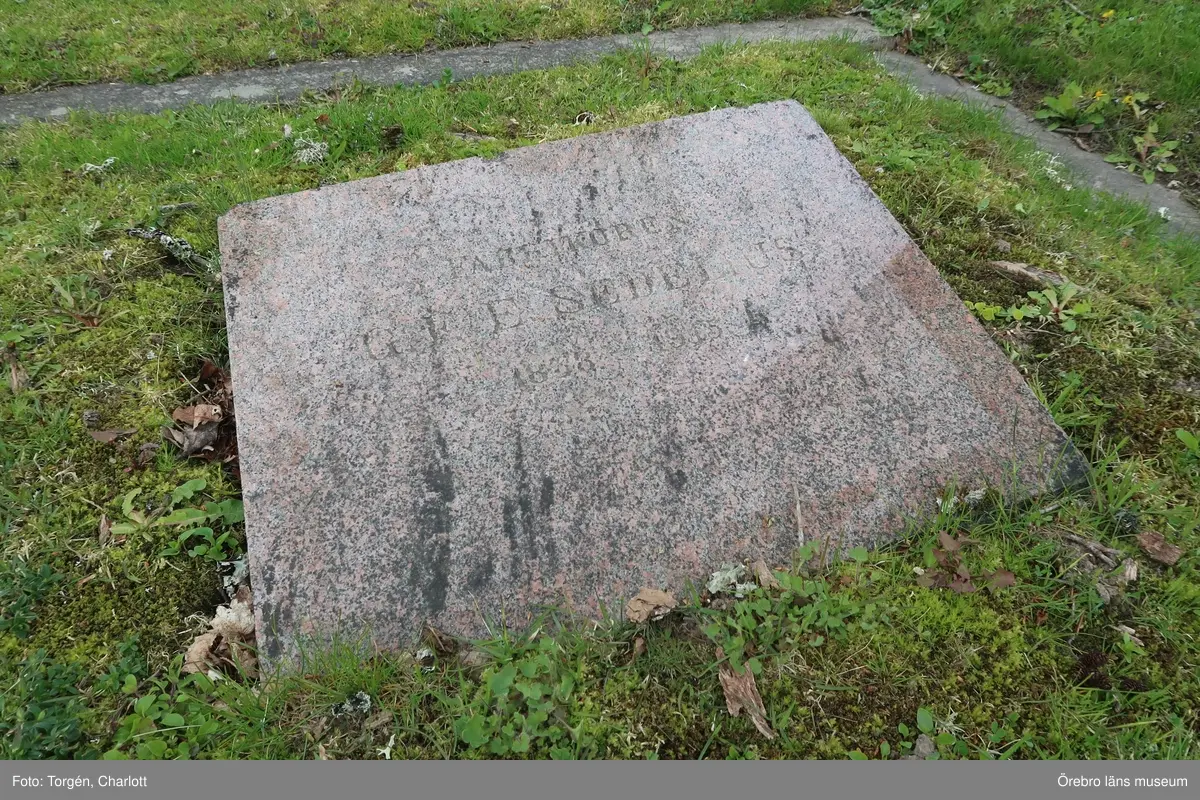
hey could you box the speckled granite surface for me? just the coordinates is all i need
[219,101,1087,664]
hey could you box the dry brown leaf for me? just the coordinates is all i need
[65,310,100,327]
[366,711,392,731]
[162,421,219,457]
[949,575,977,594]
[234,583,254,608]
[228,638,259,680]
[198,359,234,412]
[98,514,112,546]
[625,587,676,623]
[172,404,223,428]
[716,648,775,740]
[89,429,135,444]
[183,632,220,675]
[751,559,780,589]
[6,353,26,393]
[135,441,160,466]
[306,716,329,742]
[182,594,258,680]
[986,260,1066,287]
[1138,531,1183,566]
[422,623,458,656]
[985,569,1016,589]
[210,599,255,639]
[317,743,330,760]
[459,648,491,677]
[631,636,647,662]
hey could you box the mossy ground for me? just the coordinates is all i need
[2,39,1198,759]
[860,1,1200,206]
[0,0,834,91]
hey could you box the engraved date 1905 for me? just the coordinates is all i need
[513,344,597,387]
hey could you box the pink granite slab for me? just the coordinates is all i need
[218,101,1086,665]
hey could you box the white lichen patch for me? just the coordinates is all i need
[293,132,329,164]
[707,564,757,598]
[81,157,117,175]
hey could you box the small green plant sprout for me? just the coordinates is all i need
[1104,123,1180,184]
[1114,627,1147,663]
[959,54,1012,98]
[158,524,239,562]
[1035,83,1107,131]
[966,300,1040,323]
[158,497,244,562]
[983,713,1029,760]
[916,531,1015,594]
[702,566,888,672]
[102,669,225,760]
[0,562,63,639]
[640,0,675,35]
[919,707,971,759]
[1,322,31,345]
[852,707,975,760]
[1177,429,1200,462]
[1027,282,1091,331]
[1119,91,1152,121]
[109,479,245,562]
[966,301,1002,322]
[46,274,105,328]
[452,636,580,757]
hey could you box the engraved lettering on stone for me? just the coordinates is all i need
[496,247,518,269]
[487,299,524,334]
[590,278,620,308]
[514,344,597,387]
[364,328,395,360]
[548,287,589,318]
[773,237,800,262]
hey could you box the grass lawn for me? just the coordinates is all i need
[0,0,834,91]
[2,39,1199,760]
[862,1,1200,206]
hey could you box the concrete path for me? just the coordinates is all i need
[0,18,880,124]
[1,16,1195,234]
[877,52,1197,235]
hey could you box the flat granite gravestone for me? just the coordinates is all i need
[219,100,1087,664]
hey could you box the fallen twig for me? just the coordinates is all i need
[1062,0,1093,20]
[986,260,1065,288]
[1062,533,1122,568]
[126,227,210,269]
